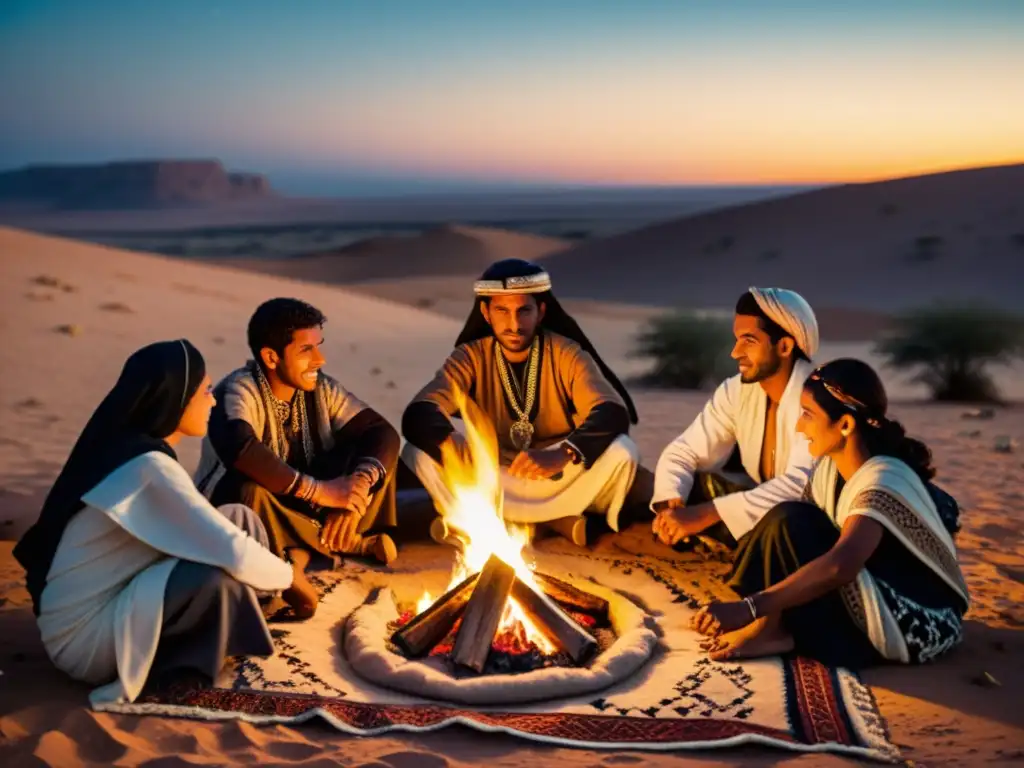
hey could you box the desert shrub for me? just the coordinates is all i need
[875,304,1024,402]
[632,311,735,389]
[909,235,943,262]
[560,229,591,240]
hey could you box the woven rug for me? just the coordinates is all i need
[95,546,899,762]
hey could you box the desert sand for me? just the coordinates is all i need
[542,163,1024,313]
[1,227,1023,767]
[200,164,1024,348]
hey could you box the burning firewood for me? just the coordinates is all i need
[391,572,480,657]
[452,554,517,672]
[511,579,598,665]
[533,572,609,618]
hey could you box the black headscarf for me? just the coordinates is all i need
[454,259,638,424]
[14,339,206,614]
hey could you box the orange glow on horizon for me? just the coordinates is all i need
[214,40,1024,189]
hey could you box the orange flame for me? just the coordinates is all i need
[414,387,553,652]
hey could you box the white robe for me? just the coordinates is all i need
[652,359,815,539]
[403,435,640,532]
[807,455,969,662]
[37,451,293,706]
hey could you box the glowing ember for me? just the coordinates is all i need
[414,388,555,654]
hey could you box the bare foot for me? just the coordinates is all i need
[701,616,795,661]
[281,548,318,619]
[353,533,398,565]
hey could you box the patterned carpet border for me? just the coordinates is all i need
[94,551,900,763]
[98,657,899,763]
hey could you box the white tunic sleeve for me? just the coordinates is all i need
[711,432,815,539]
[81,452,292,592]
[652,377,740,507]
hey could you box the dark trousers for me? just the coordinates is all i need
[146,504,275,690]
[727,501,882,668]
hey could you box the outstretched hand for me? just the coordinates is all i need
[508,447,571,480]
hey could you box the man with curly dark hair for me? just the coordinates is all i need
[194,298,400,618]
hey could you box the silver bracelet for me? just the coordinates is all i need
[743,595,758,620]
[294,474,319,503]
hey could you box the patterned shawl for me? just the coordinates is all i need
[807,455,969,661]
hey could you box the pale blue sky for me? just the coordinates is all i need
[1,1,1021,193]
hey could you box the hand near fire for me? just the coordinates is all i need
[316,474,373,553]
[316,474,372,515]
[508,446,573,480]
[320,508,363,553]
[652,501,716,546]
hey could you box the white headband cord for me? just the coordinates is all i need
[179,339,190,409]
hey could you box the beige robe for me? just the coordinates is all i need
[37,452,292,706]
[404,332,640,530]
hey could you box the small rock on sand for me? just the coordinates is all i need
[54,324,82,337]
[993,435,1017,453]
[962,408,995,420]
[970,671,1002,688]
[99,301,133,313]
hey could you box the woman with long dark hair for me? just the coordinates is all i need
[14,340,293,705]
[691,358,969,667]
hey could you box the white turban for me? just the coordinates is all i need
[748,287,819,359]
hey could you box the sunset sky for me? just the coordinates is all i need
[1,0,1022,193]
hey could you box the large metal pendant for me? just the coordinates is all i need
[509,420,534,451]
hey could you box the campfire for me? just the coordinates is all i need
[389,390,613,674]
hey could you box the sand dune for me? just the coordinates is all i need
[206,164,1024,343]
[543,163,1024,313]
[1,227,1022,766]
[224,224,570,285]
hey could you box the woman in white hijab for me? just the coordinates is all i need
[14,340,293,706]
[691,359,968,668]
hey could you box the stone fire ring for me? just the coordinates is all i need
[343,577,658,706]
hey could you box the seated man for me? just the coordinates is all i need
[652,288,819,550]
[402,259,642,546]
[195,298,400,615]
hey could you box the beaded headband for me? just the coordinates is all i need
[473,271,552,296]
[808,370,882,428]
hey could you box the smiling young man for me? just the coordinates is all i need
[401,259,643,547]
[194,298,400,617]
[652,288,820,550]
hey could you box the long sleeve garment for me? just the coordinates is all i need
[37,452,292,706]
[652,359,816,539]
[402,331,630,468]
[195,365,399,498]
